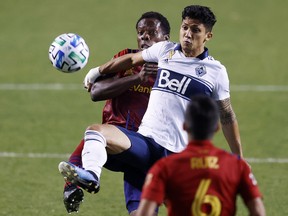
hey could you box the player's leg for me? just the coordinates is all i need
[60,139,85,213]
[59,124,151,193]
[81,123,131,177]
[123,170,158,216]
[68,139,84,166]
[124,180,142,216]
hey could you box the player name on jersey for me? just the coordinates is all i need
[190,156,219,169]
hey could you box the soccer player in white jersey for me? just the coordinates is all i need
[59,5,242,214]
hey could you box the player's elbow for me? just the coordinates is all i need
[90,94,99,102]
[90,86,103,102]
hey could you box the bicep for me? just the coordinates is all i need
[216,98,236,125]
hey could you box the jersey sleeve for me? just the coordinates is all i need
[238,160,263,203]
[212,64,230,101]
[141,159,167,205]
[142,41,168,63]
[110,48,139,77]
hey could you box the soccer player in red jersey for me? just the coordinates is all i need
[137,95,265,216]
[61,12,170,215]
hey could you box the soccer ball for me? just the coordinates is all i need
[48,33,89,73]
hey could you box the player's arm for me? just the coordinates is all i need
[240,160,266,216]
[100,52,144,74]
[216,98,243,157]
[90,74,142,101]
[135,199,158,216]
[246,197,266,216]
[90,63,157,101]
[84,52,145,92]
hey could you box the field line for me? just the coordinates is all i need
[0,152,287,163]
[231,85,288,92]
[0,83,82,90]
[0,83,288,92]
[0,152,70,159]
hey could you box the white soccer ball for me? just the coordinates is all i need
[48,33,89,73]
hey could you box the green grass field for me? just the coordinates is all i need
[1,0,288,215]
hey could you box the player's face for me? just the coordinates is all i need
[179,17,212,57]
[136,18,167,50]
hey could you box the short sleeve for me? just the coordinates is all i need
[212,65,230,101]
[142,41,169,63]
[141,159,167,205]
[238,160,263,203]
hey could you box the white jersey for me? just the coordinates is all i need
[138,41,230,153]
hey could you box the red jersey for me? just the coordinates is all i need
[102,48,155,131]
[141,140,262,216]
[69,49,154,166]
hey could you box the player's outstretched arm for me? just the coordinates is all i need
[84,52,144,91]
[90,62,158,101]
[90,75,142,101]
[99,52,144,75]
[216,98,243,157]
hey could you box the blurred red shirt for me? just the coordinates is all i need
[141,140,262,216]
[102,48,155,131]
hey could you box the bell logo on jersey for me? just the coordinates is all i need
[157,69,191,95]
[154,69,213,99]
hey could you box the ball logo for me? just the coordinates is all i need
[49,33,89,73]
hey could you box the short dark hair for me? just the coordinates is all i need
[185,95,219,140]
[182,5,217,32]
[136,11,171,35]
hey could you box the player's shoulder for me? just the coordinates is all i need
[205,54,227,72]
[150,41,177,51]
[212,146,238,160]
[113,48,139,58]
[218,149,249,167]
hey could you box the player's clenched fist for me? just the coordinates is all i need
[83,67,101,92]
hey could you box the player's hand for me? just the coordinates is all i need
[139,63,158,82]
[83,67,101,92]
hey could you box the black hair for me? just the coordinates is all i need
[182,5,217,32]
[136,11,171,35]
[185,95,219,140]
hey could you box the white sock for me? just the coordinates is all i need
[82,130,107,179]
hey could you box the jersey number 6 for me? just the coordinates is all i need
[192,179,221,216]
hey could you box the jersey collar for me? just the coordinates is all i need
[174,44,209,60]
[187,140,214,147]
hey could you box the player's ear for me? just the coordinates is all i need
[204,32,213,42]
[164,35,170,40]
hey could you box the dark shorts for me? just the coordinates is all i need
[104,126,173,213]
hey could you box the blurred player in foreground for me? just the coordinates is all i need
[60,12,170,215]
[59,4,243,215]
[136,95,265,216]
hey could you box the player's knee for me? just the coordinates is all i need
[129,210,137,216]
[86,124,102,132]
